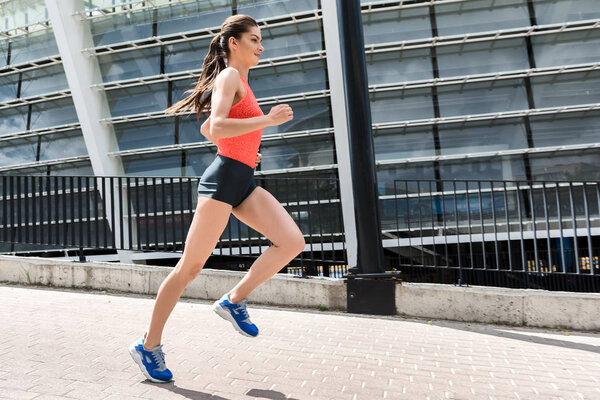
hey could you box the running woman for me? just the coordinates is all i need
[128,14,305,383]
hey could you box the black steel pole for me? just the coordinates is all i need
[336,0,385,275]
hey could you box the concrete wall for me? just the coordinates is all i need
[1,255,599,331]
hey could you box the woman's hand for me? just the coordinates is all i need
[255,152,262,168]
[266,104,293,126]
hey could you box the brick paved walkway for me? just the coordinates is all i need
[1,283,599,400]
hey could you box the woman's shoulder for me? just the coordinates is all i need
[216,67,241,84]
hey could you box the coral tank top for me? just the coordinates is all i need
[216,74,264,168]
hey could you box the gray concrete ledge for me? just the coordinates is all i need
[1,255,599,331]
[397,282,600,331]
[0,255,346,311]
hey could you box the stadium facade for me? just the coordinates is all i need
[1,0,599,269]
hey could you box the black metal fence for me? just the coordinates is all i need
[0,175,347,275]
[390,180,600,292]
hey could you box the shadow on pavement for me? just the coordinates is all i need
[247,388,299,400]
[140,381,230,399]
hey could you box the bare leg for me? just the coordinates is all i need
[143,196,232,349]
[228,187,305,303]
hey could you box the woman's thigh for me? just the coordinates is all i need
[180,196,233,268]
[232,187,304,249]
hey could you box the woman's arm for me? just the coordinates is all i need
[200,118,218,147]
[209,68,273,140]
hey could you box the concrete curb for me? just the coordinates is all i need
[1,255,599,330]
[0,255,346,311]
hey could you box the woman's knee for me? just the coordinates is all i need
[174,259,205,282]
[275,231,305,254]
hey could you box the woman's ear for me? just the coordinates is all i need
[228,36,238,51]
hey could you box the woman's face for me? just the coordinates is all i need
[229,26,264,66]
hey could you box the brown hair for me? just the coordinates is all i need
[164,14,259,120]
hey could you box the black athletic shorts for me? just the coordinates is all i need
[197,154,257,207]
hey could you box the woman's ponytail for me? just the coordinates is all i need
[163,15,258,121]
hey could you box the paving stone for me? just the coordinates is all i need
[1,284,600,400]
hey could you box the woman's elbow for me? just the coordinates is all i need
[209,119,225,139]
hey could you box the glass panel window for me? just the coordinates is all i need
[0,74,18,102]
[531,71,600,108]
[529,149,600,180]
[260,20,323,59]
[50,162,94,176]
[98,47,161,82]
[362,7,431,45]
[90,11,153,47]
[437,79,528,117]
[40,130,88,161]
[439,120,528,155]
[114,119,175,151]
[374,126,436,160]
[179,117,208,145]
[123,153,182,176]
[237,0,319,20]
[377,163,437,195]
[30,98,78,130]
[165,40,210,74]
[184,147,217,177]
[531,112,600,147]
[0,106,28,135]
[107,83,168,117]
[532,30,600,68]
[436,39,529,78]
[435,0,529,37]
[20,64,68,97]
[249,59,327,98]
[366,48,433,85]
[0,41,8,68]
[157,1,231,37]
[10,31,58,65]
[0,138,38,167]
[262,96,331,134]
[437,155,526,181]
[259,134,334,170]
[370,88,434,124]
[534,0,600,25]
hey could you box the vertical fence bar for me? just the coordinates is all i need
[441,180,449,267]
[453,180,461,271]
[127,177,133,250]
[568,182,580,274]
[2,176,6,243]
[429,181,437,268]
[541,182,552,273]
[466,181,474,269]
[478,181,486,270]
[316,180,325,264]
[118,177,124,249]
[9,176,14,244]
[110,177,115,249]
[503,181,512,271]
[170,178,176,252]
[161,177,167,251]
[555,182,566,272]
[582,182,593,275]
[31,177,36,244]
[16,176,21,243]
[78,176,83,248]
[528,182,539,273]
[490,181,500,269]
[70,176,75,246]
[179,178,184,253]
[47,175,52,245]
[406,181,413,268]
[94,177,99,248]
[416,181,424,266]
[24,176,29,243]
[86,177,91,248]
[58,176,63,246]
[144,177,149,251]
[101,177,107,248]
[62,177,67,246]
[152,177,158,250]
[515,181,526,272]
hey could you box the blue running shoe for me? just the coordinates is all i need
[212,293,259,337]
[128,336,173,383]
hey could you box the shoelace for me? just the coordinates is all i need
[235,300,250,320]
[149,345,167,371]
